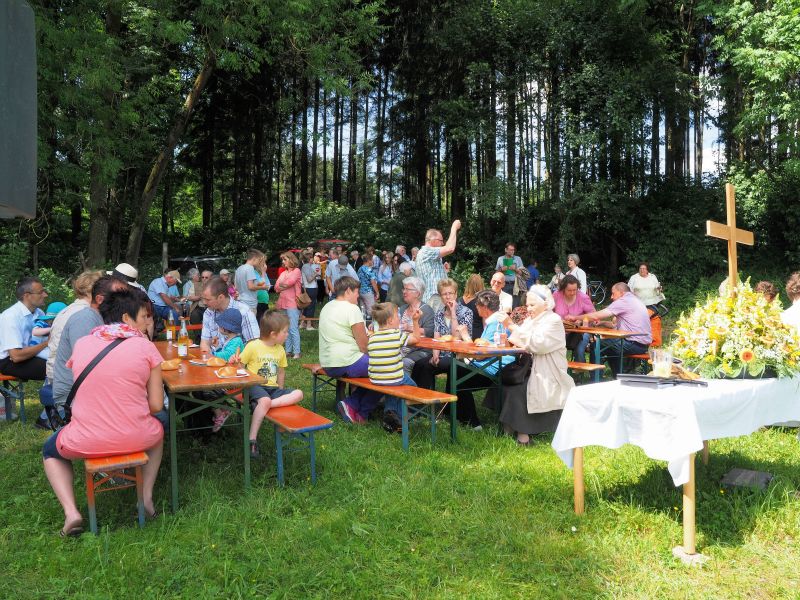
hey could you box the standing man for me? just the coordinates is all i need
[568,282,652,377]
[326,253,358,301]
[495,243,524,298]
[526,259,540,288]
[235,249,269,315]
[395,245,410,264]
[415,220,461,311]
[147,269,182,322]
[350,250,363,271]
[0,277,49,381]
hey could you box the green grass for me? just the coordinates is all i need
[2,328,800,599]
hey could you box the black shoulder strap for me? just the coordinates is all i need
[65,337,127,410]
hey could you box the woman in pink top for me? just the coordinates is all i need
[275,251,302,358]
[552,274,595,362]
[42,288,164,536]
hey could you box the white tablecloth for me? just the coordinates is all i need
[552,377,800,486]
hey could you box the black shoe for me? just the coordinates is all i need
[250,440,261,459]
[382,411,402,433]
[35,416,52,431]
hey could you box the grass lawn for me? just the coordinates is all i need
[2,326,800,599]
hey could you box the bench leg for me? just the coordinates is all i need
[274,426,285,486]
[430,404,436,445]
[312,374,318,412]
[309,433,317,484]
[169,392,179,513]
[135,466,145,528]
[86,473,98,535]
[401,401,409,452]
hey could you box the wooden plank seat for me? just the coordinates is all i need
[567,361,606,383]
[263,405,333,485]
[301,364,341,411]
[0,374,25,423]
[624,353,651,374]
[84,451,149,534]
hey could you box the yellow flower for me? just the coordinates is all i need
[739,349,755,363]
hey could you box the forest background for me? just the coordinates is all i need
[2,0,799,313]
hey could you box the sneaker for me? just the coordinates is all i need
[472,425,483,432]
[382,411,402,433]
[306,325,316,331]
[336,400,357,424]
[35,416,52,431]
[212,409,231,433]
[292,353,301,360]
[250,440,261,459]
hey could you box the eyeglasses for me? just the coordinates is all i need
[27,288,48,296]
[201,276,211,280]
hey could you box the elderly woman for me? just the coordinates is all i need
[42,288,164,536]
[219,269,238,300]
[627,262,664,309]
[318,276,381,424]
[398,276,436,375]
[548,264,565,291]
[275,251,302,358]
[412,278,473,389]
[781,272,800,331]
[553,274,595,362]
[566,253,587,294]
[498,285,574,445]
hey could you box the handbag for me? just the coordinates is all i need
[57,337,127,427]
[501,352,533,385]
[296,286,312,309]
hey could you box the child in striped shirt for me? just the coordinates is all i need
[368,302,422,433]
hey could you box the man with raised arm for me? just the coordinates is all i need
[415,220,461,312]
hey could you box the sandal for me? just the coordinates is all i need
[60,518,84,537]
[250,440,261,459]
[212,409,231,433]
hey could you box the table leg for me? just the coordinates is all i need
[243,388,251,490]
[574,447,585,515]
[169,392,178,513]
[683,453,696,555]
[593,337,601,382]
[702,441,709,465]
[449,358,458,443]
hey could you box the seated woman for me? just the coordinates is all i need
[499,285,574,445]
[412,278,473,389]
[42,288,164,536]
[552,274,595,362]
[397,276,435,375]
[450,290,513,430]
[627,262,664,310]
[459,274,485,339]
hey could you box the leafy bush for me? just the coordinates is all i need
[36,268,75,306]
[0,241,30,307]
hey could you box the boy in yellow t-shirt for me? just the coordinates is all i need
[239,310,303,459]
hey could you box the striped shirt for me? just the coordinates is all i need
[368,328,409,384]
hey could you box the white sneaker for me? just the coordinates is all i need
[472,425,483,432]
[306,325,316,331]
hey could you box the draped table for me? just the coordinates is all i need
[551,376,800,556]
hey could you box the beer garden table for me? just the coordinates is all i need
[155,340,267,511]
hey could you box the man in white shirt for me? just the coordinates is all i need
[0,277,49,380]
[489,272,513,314]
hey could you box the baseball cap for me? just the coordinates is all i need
[216,308,242,334]
[43,301,67,319]
[166,269,182,283]
[219,269,231,275]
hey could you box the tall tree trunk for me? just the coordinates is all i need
[332,94,341,203]
[311,79,319,201]
[347,89,358,207]
[290,96,297,207]
[86,161,109,267]
[322,88,328,197]
[125,53,215,265]
[300,78,309,203]
[253,108,263,208]
[375,70,388,207]
[650,95,660,181]
[506,78,517,218]
[362,89,369,205]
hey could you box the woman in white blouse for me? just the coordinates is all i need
[627,262,664,309]
[566,254,587,294]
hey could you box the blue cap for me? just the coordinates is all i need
[216,308,242,334]
[43,301,67,319]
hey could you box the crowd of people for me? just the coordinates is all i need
[7,223,800,535]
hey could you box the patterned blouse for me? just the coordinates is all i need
[433,304,474,358]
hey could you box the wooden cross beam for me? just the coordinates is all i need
[706,183,754,288]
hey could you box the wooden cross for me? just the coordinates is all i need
[706,183,754,288]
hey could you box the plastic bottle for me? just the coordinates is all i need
[177,317,190,358]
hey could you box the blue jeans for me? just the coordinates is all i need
[378,373,416,415]
[284,308,301,355]
[324,354,381,419]
[594,339,649,376]
[154,304,180,324]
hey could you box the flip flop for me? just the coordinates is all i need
[60,525,84,537]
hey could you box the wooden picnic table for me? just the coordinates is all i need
[410,337,526,431]
[155,341,267,511]
[563,325,645,381]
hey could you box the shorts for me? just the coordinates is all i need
[42,431,66,460]
[249,386,295,410]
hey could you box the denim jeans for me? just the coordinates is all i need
[594,338,649,376]
[379,373,417,415]
[154,303,180,324]
[324,354,381,419]
[284,307,301,355]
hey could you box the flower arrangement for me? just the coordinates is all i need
[670,280,800,379]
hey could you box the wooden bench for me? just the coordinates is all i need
[301,363,457,451]
[84,451,149,534]
[263,405,333,485]
[0,375,25,423]
[567,361,605,382]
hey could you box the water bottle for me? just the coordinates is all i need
[493,331,501,347]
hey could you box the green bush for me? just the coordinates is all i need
[0,241,29,307]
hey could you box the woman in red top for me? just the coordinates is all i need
[42,288,164,536]
[275,251,302,358]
